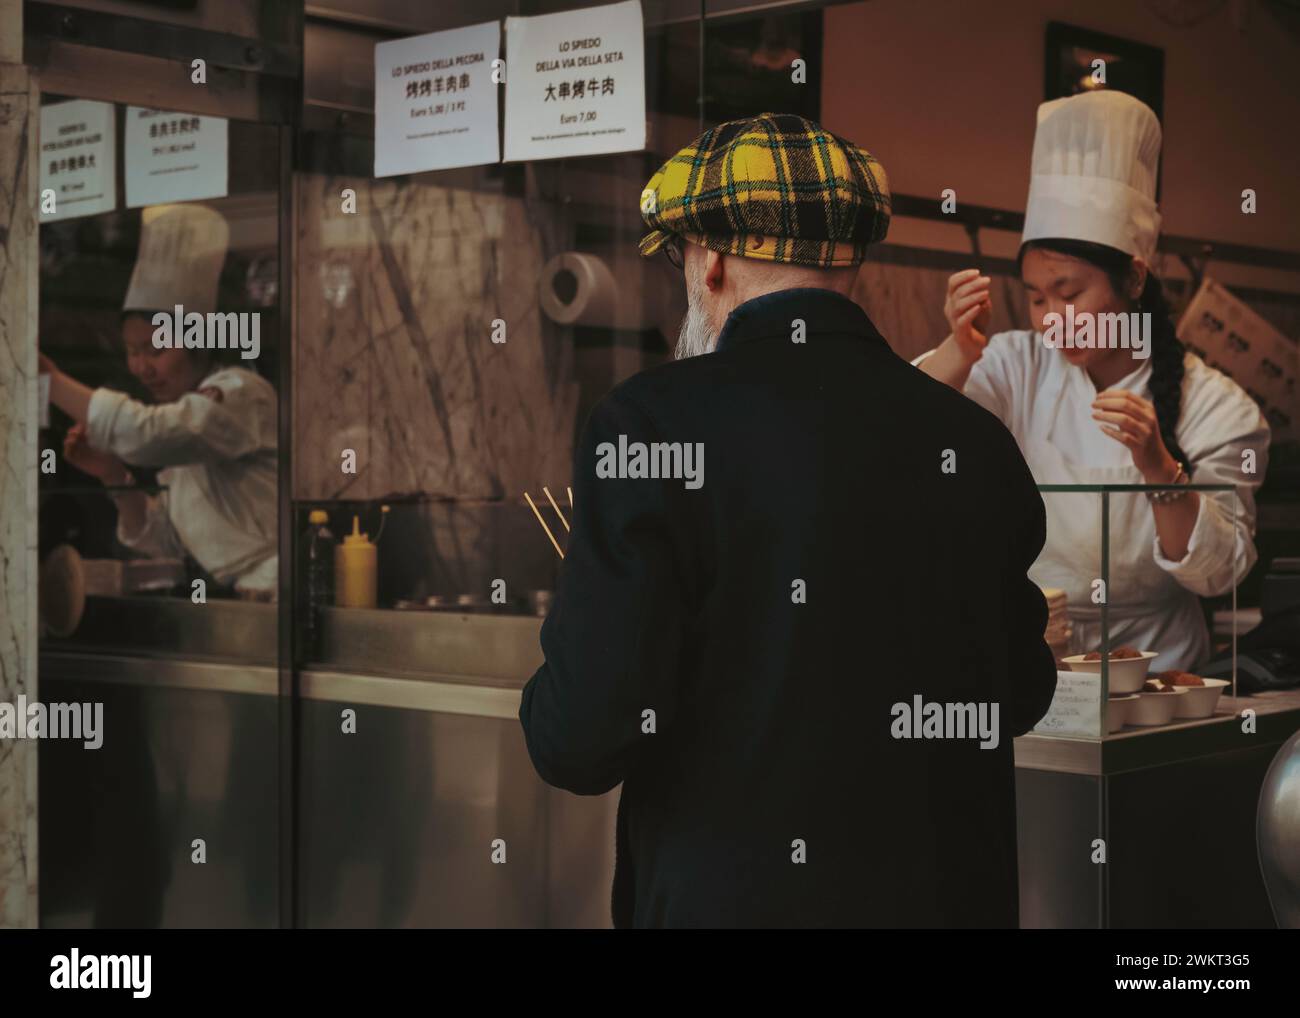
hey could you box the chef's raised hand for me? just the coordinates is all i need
[63,423,129,485]
[944,269,992,362]
[1091,389,1181,481]
[39,351,93,423]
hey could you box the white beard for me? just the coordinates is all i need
[674,260,717,360]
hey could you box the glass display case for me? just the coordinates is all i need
[1026,482,1241,743]
[1013,482,1292,928]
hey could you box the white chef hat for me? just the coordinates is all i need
[1021,90,1162,263]
[123,203,229,314]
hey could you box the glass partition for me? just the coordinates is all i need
[36,94,284,927]
[1030,483,1240,742]
[293,0,703,929]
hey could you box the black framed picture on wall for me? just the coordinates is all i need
[1045,21,1166,120]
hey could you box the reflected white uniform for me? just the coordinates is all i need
[916,331,1269,671]
[86,365,279,596]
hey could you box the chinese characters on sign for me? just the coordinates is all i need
[543,76,617,101]
[404,72,471,98]
[147,116,202,138]
[39,99,116,222]
[374,21,501,177]
[124,107,228,208]
[504,0,645,162]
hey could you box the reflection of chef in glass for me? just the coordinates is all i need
[39,203,279,599]
[915,92,1269,671]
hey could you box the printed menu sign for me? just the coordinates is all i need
[504,0,645,162]
[374,21,501,177]
[124,107,228,208]
[1178,277,1298,443]
[1032,670,1103,738]
[39,100,116,222]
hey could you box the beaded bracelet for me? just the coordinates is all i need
[1146,462,1190,503]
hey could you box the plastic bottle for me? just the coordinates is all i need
[335,514,377,609]
[302,509,334,661]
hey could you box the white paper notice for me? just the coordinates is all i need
[124,108,228,208]
[504,0,645,162]
[39,100,116,223]
[374,21,501,177]
[1032,670,1103,738]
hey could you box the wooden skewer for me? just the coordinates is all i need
[525,492,565,559]
[567,486,573,510]
[543,486,569,532]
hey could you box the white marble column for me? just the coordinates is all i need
[0,1,40,927]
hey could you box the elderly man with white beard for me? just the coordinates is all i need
[671,232,858,360]
[519,113,1057,929]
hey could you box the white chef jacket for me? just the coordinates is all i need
[86,366,279,596]
[915,331,1269,670]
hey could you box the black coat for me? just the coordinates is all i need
[519,287,1057,928]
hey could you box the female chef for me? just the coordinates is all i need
[40,203,279,599]
[916,90,1269,671]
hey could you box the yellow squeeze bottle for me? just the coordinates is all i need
[334,515,377,608]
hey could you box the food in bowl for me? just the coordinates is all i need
[1061,649,1159,693]
[1154,670,1204,687]
[1083,645,1144,661]
[1141,675,1181,693]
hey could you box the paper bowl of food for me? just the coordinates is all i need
[1061,647,1159,694]
[1157,672,1230,719]
[1108,694,1140,733]
[1128,677,1190,726]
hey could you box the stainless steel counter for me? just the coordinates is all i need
[1014,690,1300,929]
[39,649,280,928]
[315,606,544,682]
[299,608,617,929]
[41,596,1297,928]
[39,600,617,929]
[50,594,277,664]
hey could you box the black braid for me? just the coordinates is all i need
[1018,238,1190,470]
[1137,274,1191,471]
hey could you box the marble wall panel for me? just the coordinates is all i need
[0,62,39,929]
[295,175,579,504]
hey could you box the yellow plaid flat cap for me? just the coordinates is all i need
[638,112,890,268]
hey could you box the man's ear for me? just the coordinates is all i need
[703,247,725,292]
[1127,257,1149,300]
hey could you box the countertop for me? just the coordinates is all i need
[1014,688,1300,775]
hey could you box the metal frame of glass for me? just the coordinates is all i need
[1034,482,1240,742]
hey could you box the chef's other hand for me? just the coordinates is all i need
[1091,389,1181,481]
[944,269,992,363]
[39,352,59,377]
[63,423,128,485]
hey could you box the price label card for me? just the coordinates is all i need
[504,0,646,162]
[1032,670,1103,738]
[39,100,116,222]
[124,107,228,208]
[374,20,501,177]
